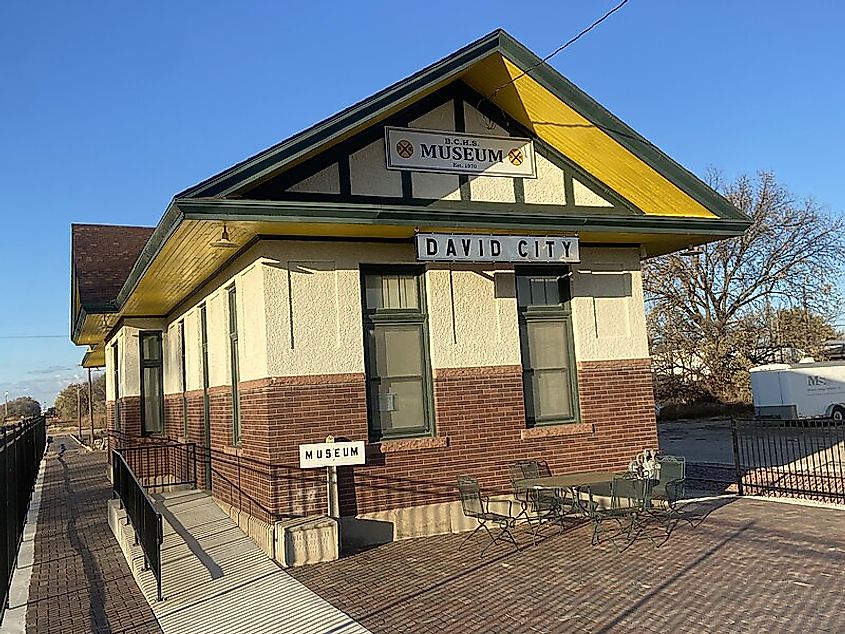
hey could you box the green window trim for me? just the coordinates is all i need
[516,267,580,427]
[228,286,242,446]
[112,341,121,433]
[139,331,165,436]
[178,320,188,438]
[361,265,435,442]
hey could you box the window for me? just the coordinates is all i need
[140,331,164,435]
[112,342,121,432]
[362,268,433,441]
[228,286,241,445]
[178,320,188,438]
[516,269,579,426]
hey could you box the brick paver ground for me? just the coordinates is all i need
[291,498,845,633]
[24,437,162,633]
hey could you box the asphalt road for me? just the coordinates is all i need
[658,418,735,464]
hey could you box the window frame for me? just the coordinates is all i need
[112,341,121,433]
[139,330,165,436]
[360,264,435,442]
[178,320,188,438]
[515,266,580,427]
[227,285,242,446]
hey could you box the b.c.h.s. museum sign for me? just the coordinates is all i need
[385,127,536,178]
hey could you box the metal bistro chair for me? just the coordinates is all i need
[456,476,519,556]
[508,461,560,543]
[649,455,692,533]
[589,472,657,552]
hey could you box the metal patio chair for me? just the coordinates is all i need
[456,475,519,556]
[508,461,561,543]
[589,472,657,552]
[649,455,693,533]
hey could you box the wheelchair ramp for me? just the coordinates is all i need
[135,489,369,634]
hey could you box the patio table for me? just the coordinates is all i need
[517,471,618,518]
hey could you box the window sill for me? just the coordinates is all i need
[520,423,593,440]
[367,436,449,455]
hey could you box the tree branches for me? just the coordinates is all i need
[644,171,845,403]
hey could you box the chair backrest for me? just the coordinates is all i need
[508,463,526,486]
[457,476,485,518]
[509,460,551,482]
[653,455,685,500]
[611,472,652,511]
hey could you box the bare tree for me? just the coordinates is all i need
[645,171,845,403]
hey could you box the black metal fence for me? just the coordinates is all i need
[1,416,47,623]
[112,450,164,601]
[732,418,845,503]
[119,443,197,492]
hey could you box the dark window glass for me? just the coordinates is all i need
[362,269,433,440]
[112,342,121,433]
[179,320,187,438]
[516,270,579,426]
[140,331,164,435]
[228,287,241,445]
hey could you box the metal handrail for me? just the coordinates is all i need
[118,442,198,492]
[1,416,47,625]
[112,450,163,601]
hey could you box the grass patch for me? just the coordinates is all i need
[658,401,753,421]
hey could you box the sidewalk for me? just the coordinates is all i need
[111,488,369,634]
[18,437,162,633]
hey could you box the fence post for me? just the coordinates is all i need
[730,417,744,496]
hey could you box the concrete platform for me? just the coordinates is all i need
[109,489,369,634]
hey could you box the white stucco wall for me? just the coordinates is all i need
[109,240,648,400]
[570,248,649,361]
[350,139,402,197]
[573,178,613,207]
[524,153,566,205]
[259,241,647,377]
[286,163,340,194]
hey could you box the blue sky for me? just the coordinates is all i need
[1,1,844,406]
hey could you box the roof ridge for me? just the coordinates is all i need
[71,222,155,230]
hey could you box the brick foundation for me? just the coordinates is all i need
[114,358,657,525]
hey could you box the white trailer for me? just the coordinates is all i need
[750,361,845,420]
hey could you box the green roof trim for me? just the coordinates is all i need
[177,198,749,237]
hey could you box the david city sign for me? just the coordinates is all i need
[385,127,536,178]
[299,441,366,469]
[416,233,580,264]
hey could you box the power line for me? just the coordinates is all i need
[0,335,67,340]
[489,0,631,102]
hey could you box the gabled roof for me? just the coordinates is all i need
[71,29,751,349]
[71,223,154,311]
[177,29,746,222]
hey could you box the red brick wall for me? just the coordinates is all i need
[117,358,657,522]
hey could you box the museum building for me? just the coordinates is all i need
[70,31,750,545]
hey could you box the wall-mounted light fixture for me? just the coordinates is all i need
[679,243,704,257]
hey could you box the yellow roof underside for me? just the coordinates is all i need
[75,218,705,346]
[460,54,715,218]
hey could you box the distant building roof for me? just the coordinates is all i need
[71,223,154,311]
